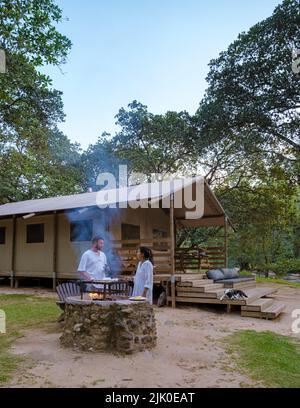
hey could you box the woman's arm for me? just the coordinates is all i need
[143,262,153,297]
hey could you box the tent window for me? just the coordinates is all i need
[121,223,140,248]
[0,227,5,245]
[121,223,140,240]
[153,228,168,250]
[153,228,168,238]
[70,220,93,242]
[26,224,44,244]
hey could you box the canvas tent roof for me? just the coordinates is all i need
[0,177,233,228]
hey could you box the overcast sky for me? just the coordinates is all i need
[42,0,282,149]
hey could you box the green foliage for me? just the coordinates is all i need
[256,258,300,275]
[0,0,72,66]
[195,0,300,170]
[82,101,198,189]
[0,1,82,204]
[226,330,300,388]
[223,179,300,268]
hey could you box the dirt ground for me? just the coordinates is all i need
[2,283,300,388]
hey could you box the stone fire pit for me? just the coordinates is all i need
[60,296,157,354]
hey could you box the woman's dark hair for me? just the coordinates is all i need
[139,246,154,265]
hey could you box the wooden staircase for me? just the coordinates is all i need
[167,275,285,319]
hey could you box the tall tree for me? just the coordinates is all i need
[195,0,300,184]
[0,0,82,203]
[83,101,198,188]
[0,0,71,66]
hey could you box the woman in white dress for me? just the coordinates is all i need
[132,247,154,304]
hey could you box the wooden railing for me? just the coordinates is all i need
[112,239,226,276]
[112,238,172,275]
[175,245,226,273]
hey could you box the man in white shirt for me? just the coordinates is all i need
[77,235,108,283]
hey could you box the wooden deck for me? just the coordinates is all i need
[165,275,285,319]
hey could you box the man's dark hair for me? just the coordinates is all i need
[92,235,104,244]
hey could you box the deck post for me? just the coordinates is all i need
[10,215,16,288]
[224,215,228,268]
[52,211,58,291]
[170,193,176,308]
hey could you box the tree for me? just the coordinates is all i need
[195,0,300,183]
[0,1,81,203]
[82,101,198,188]
[0,0,71,66]
[113,101,198,178]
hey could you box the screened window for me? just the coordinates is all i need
[121,223,140,240]
[70,220,93,242]
[153,228,168,238]
[153,228,168,250]
[26,224,44,244]
[0,227,5,244]
[121,223,140,248]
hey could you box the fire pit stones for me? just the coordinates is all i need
[60,296,157,354]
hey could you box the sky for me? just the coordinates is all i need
[43,0,282,150]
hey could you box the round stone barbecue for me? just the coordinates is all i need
[60,296,157,354]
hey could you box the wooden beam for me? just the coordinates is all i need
[10,215,16,288]
[224,215,228,267]
[176,214,225,220]
[52,211,58,291]
[170,194,176,308]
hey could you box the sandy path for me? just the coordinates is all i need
[2,284,300,388]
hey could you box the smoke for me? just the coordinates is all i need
[66,206,122,278]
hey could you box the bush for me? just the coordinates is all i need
[255,258,300,276]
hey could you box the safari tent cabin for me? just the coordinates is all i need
[0,177,232,289]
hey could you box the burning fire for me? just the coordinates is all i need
[89,292,104,300]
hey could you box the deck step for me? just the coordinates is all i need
[176,286,220,294]
[177,279,214,287]
[224,281,256,289]
[179,274,207,280]
[262,302,285,318]
[241,298,274,312]
[244,287,277,304]
[176,291,220,299]
[199,283,224,292]
[241,301,285,319]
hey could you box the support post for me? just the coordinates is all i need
[10,215,16,288]
[224,215,228,268]
[170,194,176,308]
[52,211,58,291]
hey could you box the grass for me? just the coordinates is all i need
[0,294,60,385]
[255,277,300,288]
[226,330,300,388]
[239,270,300,288]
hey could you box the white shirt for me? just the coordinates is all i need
[77,249,107,281]
[132,260,153,304]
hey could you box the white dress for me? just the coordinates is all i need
[132,260,153,304]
